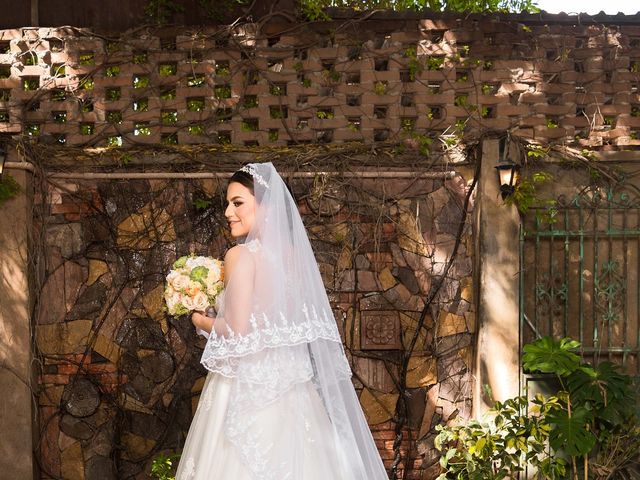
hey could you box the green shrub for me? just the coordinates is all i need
[0,174,20,206]
[436,336,640,479]
[150,452,180,480]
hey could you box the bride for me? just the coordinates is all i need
[175,162,388,479]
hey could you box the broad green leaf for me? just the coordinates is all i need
[567,361,634,427]
[475,436,486,454]
[547,407,596,456]
[445,448,457,461]
[522,336,581,376]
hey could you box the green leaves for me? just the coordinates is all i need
[298,0,539,17]
[438,336,639,479]
[439,447,457,469]
[150,452,180,480]
[567,361,634,427]
[537,456,568,479]
[547,407,597,456]
[504,169,556,216]
[145,0,184,26]
[434,395,551,479]
[0,173,21,206]
[193,197,211,210]
[172,256,187,269]
[522,336,581,376]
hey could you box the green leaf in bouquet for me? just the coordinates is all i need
[190,265,208,282]
[171,304,189,316]
[522,336,581,376]
[173,256,188,269]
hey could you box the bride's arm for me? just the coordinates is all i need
[190,311,227,336]
[220,245,254,335]
[190,245,254,336]
[191,310,214,334]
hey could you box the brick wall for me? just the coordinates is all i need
[0,14,639,150]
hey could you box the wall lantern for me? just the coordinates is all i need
[494,135,520,200]
[495,158,520,200]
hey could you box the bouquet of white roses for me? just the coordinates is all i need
[164,255,224,316]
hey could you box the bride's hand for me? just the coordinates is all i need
[191,310,214,333]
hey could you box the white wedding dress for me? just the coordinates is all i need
[175,370,348,480]
[177,285,348,479]
[175,163,388,480]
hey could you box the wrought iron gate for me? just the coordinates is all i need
[520,185,640,379]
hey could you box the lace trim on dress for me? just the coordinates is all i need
[201,304,344,376]
[239,238,261,252]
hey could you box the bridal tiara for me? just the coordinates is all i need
[239,164,270,189]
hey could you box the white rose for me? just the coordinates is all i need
[175,292,185,308]
[206,283,218,296]
[206,270,220,285]
[172,274,191,290]
[165,292,178,313]
[166,270,180,284]
[204,259,219,272]
[182,295,196,311]
[186,280,202,295]
[192,291,209,312]
[186,256,208,269]
[164,286,176,303]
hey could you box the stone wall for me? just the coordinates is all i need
[32,164,474,479]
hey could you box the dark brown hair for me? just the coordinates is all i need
[229,169,254,195]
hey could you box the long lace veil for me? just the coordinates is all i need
[200,162,388,479]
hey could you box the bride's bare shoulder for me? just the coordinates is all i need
[223,246,255,284]
[224,244,255,266]
[225,245,244,260]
